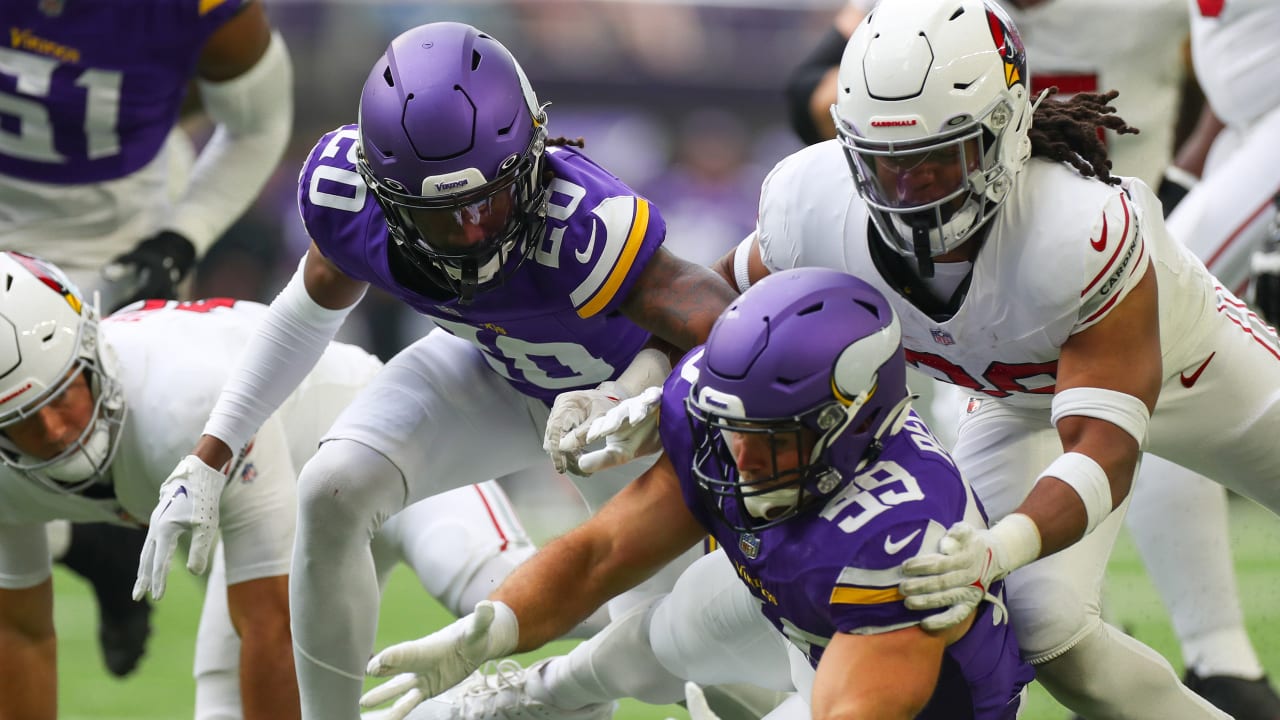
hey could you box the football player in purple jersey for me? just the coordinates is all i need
[143,21,736,720]
[360,268,1033,720]
[0,0,292,679]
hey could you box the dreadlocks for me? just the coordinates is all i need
[1027,89,1138,186]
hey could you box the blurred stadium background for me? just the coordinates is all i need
[49,0,1280,718]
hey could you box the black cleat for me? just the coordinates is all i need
[58,522,154,677]
[1185,670,1280,720]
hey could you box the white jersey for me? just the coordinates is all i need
[755,142,1217,409]
[1011,0,1188,187]
[0,298,379,586]
[1189,0,1280,130]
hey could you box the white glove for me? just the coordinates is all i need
[544,381,627,475]
[544,348,671,475]
[899,515,1040,631]
[564,385,663,475]
[682,682,722,720]
[133,454,228,601]
[361,600,519,720]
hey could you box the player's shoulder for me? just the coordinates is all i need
[534,145,667,318]
[297,125,382,246]
[760,140,851,208]
[1000,161,1140,290]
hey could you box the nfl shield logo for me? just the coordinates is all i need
[931,328,955,345]
[966,397,983,414]
[38,0,64,17]
[738,533,761,559]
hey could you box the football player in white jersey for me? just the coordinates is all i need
[705,0,1280,717]
[0,251,550,720]
[785,2,1280,717]
[0,0,293,679]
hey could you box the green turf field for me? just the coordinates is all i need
[52,495,1280,720]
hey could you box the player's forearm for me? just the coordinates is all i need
[489,528,642,651]
[621,248,737,352]
[201,254,361,456]
[0,631,56,720]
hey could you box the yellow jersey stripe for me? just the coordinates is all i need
[830,585,905,605]
[576,197,649,319]
[199,0,230,15]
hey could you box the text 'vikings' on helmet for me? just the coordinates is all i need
[686,267,910,532]
[0,252,126,492]
[355,21,549,302]
[833,0,1034,269]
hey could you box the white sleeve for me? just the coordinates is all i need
[0,523,51,590]
[201,257,364,454]
[166,30,294,255]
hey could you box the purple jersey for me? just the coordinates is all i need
[0,0,245,183]
[662,349,1033,720]
[297,125,663,404]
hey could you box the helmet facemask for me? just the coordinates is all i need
[358,124,548,303]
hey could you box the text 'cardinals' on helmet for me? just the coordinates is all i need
[0,252,126,493]
[686,268,911,532]
[355,22,549,303]
[832,0,1036,275]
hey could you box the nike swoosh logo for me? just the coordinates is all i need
[575,221,597,263]
[883,529,922,556]
[1091,214,1108,251]
[175,486,188,499]
[1180,352,1215,388]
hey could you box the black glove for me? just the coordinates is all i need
[1155,168,1197,218]
[103,231,196,312]
[1252,198,1280,327]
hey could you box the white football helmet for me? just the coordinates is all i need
[0,252,125,492]
[833,0,1035,268]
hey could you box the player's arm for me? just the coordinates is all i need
[107,1,293,307]
[546,248,735,475]
[618,246,738,354]
[711,232,772,293]
[902,193,1160,625]
[360,452,706,714]
[811,622,967,720]
[491,451,706,649]
[784,3,866,145]
[1017,262,1160,556]
[0,578,56,720]
[168,0,293,257]
[135,244,366,601]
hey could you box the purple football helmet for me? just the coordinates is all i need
[356,22,549,302]
[686,267,909,532]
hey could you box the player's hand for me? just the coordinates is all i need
[133,455,228,601]
[102,231,196,312]
[564,386,663,474]
[544,381,627,475]
[361,600,519,719]
[900,522,1012,631]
